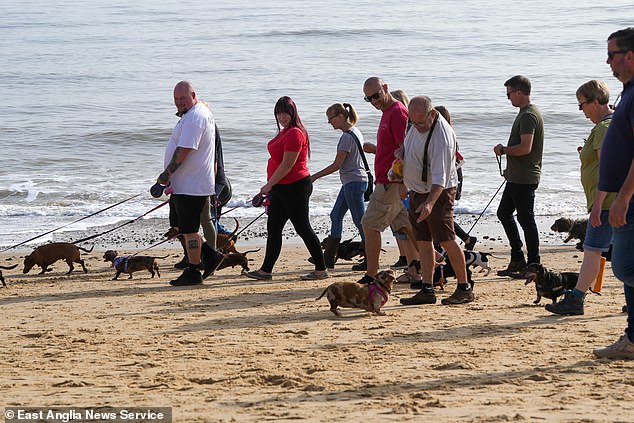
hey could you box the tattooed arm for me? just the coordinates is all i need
[157,147,193,185]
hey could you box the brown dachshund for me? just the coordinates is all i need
[0,264,18,287]
[316,269,396,316]
[215,248,260,273]
[23,243,93,275]
[103,250,168,280]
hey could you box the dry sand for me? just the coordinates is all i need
[2,234,634,422]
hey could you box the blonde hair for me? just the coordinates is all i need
[326,103,359,125]
[576,80,610,105]
[390,89,410,107]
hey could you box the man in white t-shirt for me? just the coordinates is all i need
[399,96,473,306]
[157,80,224,286]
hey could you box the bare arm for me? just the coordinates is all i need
[260,151,300,195]
[494,133,534,157]
[312,150,348,182]
[157,147,193,184]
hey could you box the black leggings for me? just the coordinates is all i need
[262,176,326,273]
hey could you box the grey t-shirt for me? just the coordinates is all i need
[338,126,368,185]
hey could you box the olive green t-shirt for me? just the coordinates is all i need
[506,104,544,185]
[579,118,617,212]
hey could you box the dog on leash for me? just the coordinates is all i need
[316,269,396,316]
[551,217,587,246]
[215,248,260,273]
[0,264,18,287]
[23,243,94,275]
[217,218,240,254]
[103,250,168,280]
[523,263,579,304]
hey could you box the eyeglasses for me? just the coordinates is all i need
[578,99,593,110]
[506,90,519,99]
[607,49,629,60]
[327,113,340,123]
[364,89,382,102]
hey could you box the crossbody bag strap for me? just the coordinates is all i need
[421,114,439,183]
[347,130,372,174]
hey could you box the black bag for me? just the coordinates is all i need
[347,130,374,202]
[364,172,374,201]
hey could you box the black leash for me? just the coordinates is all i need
[0,193,142,253]
[70,200,169,245]
[234,211,266,238]
[131,232,180,257]
[466,180,506,236]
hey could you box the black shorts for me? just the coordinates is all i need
[168,194,207,234]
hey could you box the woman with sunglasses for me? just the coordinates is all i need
[311,103,368,268]
[545,80,615,316]
[244,96,328,281]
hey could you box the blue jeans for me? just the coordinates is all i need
[330,181,367,241]
[497,182,540,264]
[611,199,634,341]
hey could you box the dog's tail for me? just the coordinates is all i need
[153,255,170,260]
[77,244,95,253]
[481,252,505,259]
[315,287,329,300]
[0,264,18,270]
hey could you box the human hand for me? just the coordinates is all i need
[363,142,376,154]
[415,201,433,223]
[609,197,630,228]
[589,208,602,228]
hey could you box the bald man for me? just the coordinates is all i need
[399,96,473,305]
[158,81,224,286]
[358,77,420,285]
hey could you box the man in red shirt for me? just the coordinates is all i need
[358,77,419,284]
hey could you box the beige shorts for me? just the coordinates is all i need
[361,184,410,233]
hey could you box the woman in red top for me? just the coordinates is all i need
[245,96,328,281]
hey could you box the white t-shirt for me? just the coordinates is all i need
[163,102,215,195]
[403,115,458,194]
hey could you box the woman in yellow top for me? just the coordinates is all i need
[546,80,616,316]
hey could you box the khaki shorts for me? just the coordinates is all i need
[361,184,411,233]
[408,188,456,243]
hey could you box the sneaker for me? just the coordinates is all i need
[169,267,203,286]
[300,270,329,280]
[545,291,584,315]
[390,256,408,270]
[593,335,634,359]
[202,249,226,279]
[174,255,188,270]
[464,236,477,251]
[357,274,374,285]
[497,259,527,277]
[244,270,272,281]
[352,259,367,271]
[400,289,437,305]
[441,287,474,305]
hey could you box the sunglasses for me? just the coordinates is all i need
[364,89,382,102]
[607,49,629,60]
[506,90,519,99]
[327,113,340,123]
[578,99,593,110]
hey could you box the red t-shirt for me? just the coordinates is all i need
[267,126,310,184]
[374,101,408,184]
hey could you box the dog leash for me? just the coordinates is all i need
[70,199,169,245]
[130,232,181,257]
[0,193,143,253]
[465,180,506,236]
[234,211,267,239]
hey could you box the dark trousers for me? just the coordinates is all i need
[496,182,540,264]
[262,176,325,273]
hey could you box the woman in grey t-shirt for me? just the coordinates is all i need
[312,103,368,268]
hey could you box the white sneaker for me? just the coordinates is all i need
[593,335,634,359]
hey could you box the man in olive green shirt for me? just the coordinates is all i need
[494,75,544,276]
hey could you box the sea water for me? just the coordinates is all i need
[0,0,631,247]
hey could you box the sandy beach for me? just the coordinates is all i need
[2,219,634,422]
